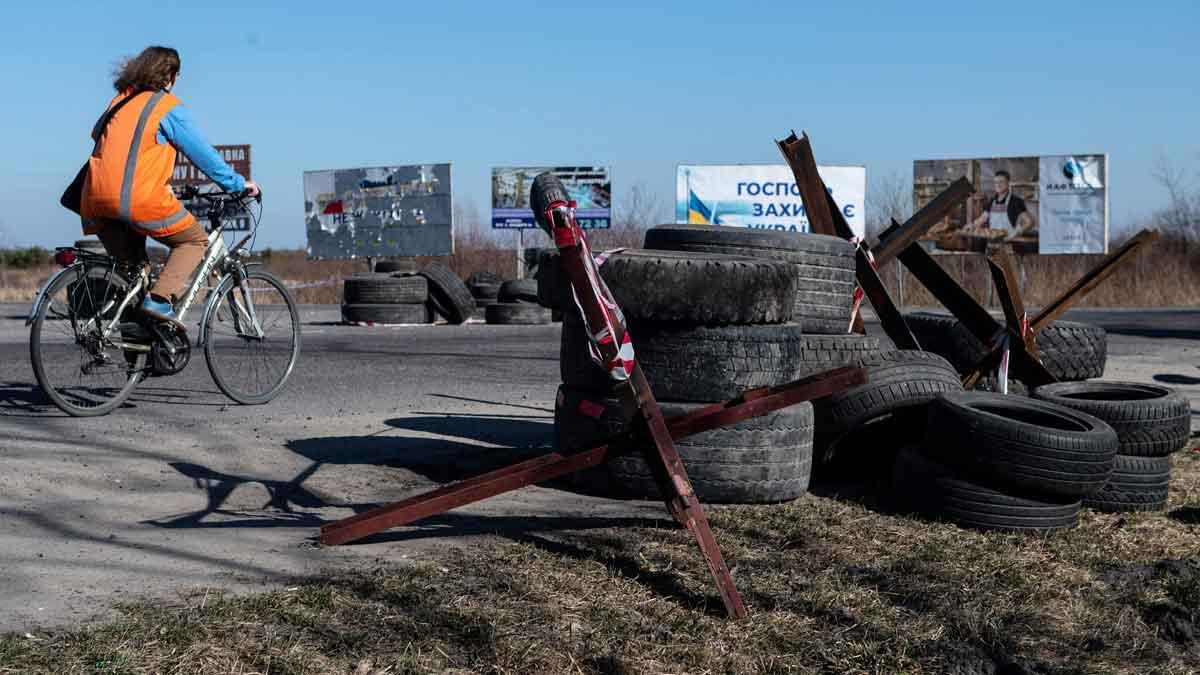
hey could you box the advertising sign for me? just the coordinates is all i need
[170,144,251,231]
[492,166,611,229]
[913,154,1108,254]
[1038,155,1108,254]
[675,164,867,238]
[304,164,452,259]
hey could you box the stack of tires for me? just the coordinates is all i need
[487,278,551,325]
[641,225,966,469]
[643,224,859,334]
[904,311,1108,390]
[548,247,816,504]
[341,272,432,325]
[1032,382,1190,513]
[468,271,501,320]
[893,392,1120,533]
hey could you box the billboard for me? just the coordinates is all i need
[304,164,452,259]
[170,144,251,231]
[492,166,611,229]
[675,164,867,238]
[913,154,1108,255]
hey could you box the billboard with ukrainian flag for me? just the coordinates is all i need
[676,164,867,238]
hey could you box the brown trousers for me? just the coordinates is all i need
[97,220,209,303]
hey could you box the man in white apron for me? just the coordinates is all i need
[970,169,1035,240]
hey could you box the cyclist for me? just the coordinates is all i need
[80,45,259,328]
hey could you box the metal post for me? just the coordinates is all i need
[516,229,524,279]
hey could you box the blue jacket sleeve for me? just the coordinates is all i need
[157,106,246,193]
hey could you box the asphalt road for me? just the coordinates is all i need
[0,303,1196,630]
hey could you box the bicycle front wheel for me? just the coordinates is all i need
[203,268,301,404]
[30,264,146,416]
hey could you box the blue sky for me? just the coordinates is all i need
[1,1,1197,249]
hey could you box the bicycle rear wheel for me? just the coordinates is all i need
[203,268,301,404]
[30,264,146,416]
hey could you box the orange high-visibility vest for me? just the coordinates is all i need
[81,90,197,237]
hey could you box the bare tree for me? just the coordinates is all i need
[1150,154,1199,240]
[590,182,668,250]
[866,170,912,241]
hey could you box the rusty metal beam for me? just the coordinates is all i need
[986,245,1036,357]
[321,366,866,548]
[873,178,974,266]
[1030,229,1159,334]
[777,131,840,238]
[856,248,920,350]
[895,238,1056,387]
[777,130,920,343]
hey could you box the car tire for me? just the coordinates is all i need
[1032,381,1191,457]
[892,446,1081,533]
[924,392,1119,498]
[343,274,428,304]
[904,312,1107,382]
[814,350,962,460]
[498,279,539,304]
[1082,454,1171,513]
[485,303,551,325]
[535,248,797,325]
[341,303,432,325]
[643,224,856,334]
[419,263,474,325]
[554,385,814,503]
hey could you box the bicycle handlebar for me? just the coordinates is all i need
[175,184,262,205]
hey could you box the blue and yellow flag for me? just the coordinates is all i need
[687,190,712,224]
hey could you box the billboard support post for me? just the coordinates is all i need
[516,229,524,280]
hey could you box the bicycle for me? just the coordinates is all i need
[28,187,301,416]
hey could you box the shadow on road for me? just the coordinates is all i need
[145,461,351,529]
[425,392,554,413]
[1154,373,1200,386]
[1104,324,1200,341]
[286,415,552,484]
[341,512,667,546]
[0,380,54,416]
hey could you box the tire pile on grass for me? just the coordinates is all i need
[540,225,1189,531]
[1033,382,1190,512]
[892,381,1191,531]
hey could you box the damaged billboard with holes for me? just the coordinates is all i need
[675,164,866,238]
[914,154,1108,254]
[304,163,452,259]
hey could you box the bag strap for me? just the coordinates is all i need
[90,90,144,141]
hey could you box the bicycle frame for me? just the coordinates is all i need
[28,210,264,350]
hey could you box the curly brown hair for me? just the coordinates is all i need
[113,46,180,92]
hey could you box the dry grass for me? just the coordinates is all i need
[876,234,1200,309]
[6,232,1196,309]
[0,265,55,302]
[2,446,1197,674]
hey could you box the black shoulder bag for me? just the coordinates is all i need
[60,92,142,214]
